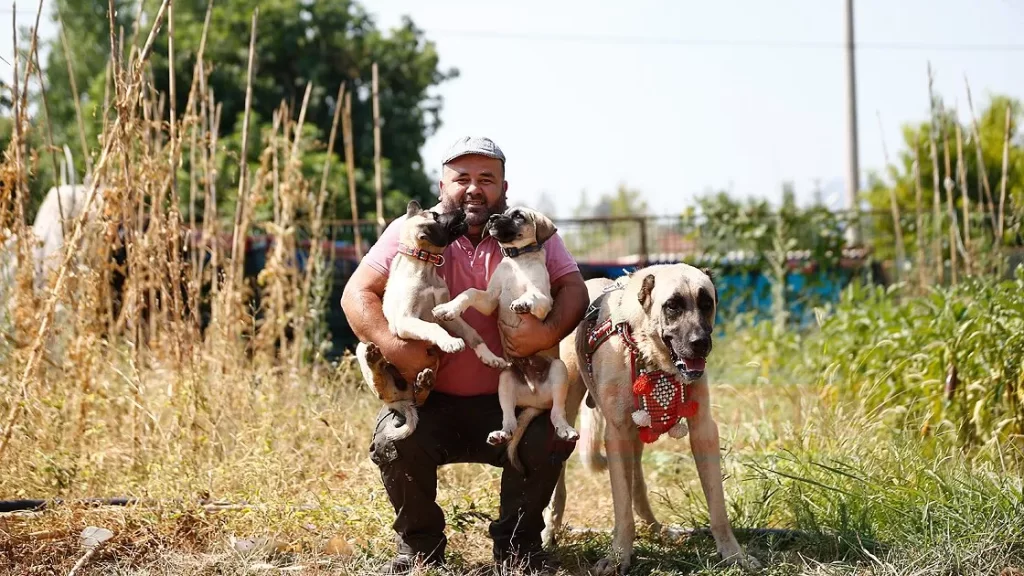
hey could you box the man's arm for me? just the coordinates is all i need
[341,264,436,382]
[501,270,588,358]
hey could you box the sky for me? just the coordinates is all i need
[3,0,1023,219]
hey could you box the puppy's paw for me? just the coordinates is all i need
[431,303,458,322]
[476,344,509,369]
[437,337,465,354]
[555,425,580,442]
[509,298,532,314]
[414,368,435,391]
[487,430,511,446]
[364,342,386,367]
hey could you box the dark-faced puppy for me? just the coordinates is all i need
[432,205,576,470]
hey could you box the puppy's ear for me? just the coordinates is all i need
[406,199,422,217]
[638,274,655,313]
[533,213,557,245]
[701,267,718,304]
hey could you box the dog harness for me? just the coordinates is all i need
[584,285,698,444]
[397,243,445,266]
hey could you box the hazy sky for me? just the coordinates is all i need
[4,0,1023,218]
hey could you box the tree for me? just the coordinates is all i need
[34,0,457,228]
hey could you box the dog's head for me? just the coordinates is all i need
[483,206,557,249]
[399,200,468,251]
[631,264,718,381]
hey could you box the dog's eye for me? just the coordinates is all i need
[697,290,714,311]
[663,297,685,314]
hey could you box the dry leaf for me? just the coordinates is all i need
[323,535,353,556]
[80,526,114,549]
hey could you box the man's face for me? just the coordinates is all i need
[438,154,508,230]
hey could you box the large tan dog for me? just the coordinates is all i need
[432,206,578,470]
[544,265,760,574]
[356,200,507,441]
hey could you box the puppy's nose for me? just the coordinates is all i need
[689,333,712,356]
[487,214,501,222]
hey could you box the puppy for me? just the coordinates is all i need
[432,206,578,471]
[356,200,508,441]
[544,265,760,574]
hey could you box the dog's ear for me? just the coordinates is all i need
[701,267,718,304]
[533,213,557,245]
[638,274,655,313]
[406,199,422,218]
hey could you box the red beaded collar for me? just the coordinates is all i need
[397,243,445,266]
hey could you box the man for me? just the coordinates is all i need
[341,136,589,574]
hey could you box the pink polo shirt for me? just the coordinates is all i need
[362,210,580,397]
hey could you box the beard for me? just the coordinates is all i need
[440,193,506,228]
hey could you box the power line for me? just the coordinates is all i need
[423,29,1024,53]
[3,8,1023,53]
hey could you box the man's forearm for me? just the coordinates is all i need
[541,273,588,349]
[342,288,390,345]
[340,268,396,348]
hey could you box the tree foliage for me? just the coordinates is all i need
[31,0,457,226]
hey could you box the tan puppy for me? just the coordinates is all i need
[544,265,760,574]
[432,206,578,470]
[356,200,507,441]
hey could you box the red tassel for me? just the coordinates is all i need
[677,400,698,419]
[638,427,659,443]
[633,373,656,395]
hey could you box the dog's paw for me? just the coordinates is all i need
[414,368,435,391]
[476,345,509,369]
[722,550,762,571]
[487,430,511,446]
[363,341,386,366]
[437,337,465,354]
[592,557,629,576]
[556,425,580,442]
[509,298,532,314]
[432,303,458,322]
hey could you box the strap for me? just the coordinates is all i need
[397,243,445,266]
[500,242,543,258]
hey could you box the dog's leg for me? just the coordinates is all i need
[547,359,579,442]
[594,423,636,576]
[432,287,497,321]
[687,378,761,569]
[356,341,392,400]
[392,317,464,353]
[630,435,661,533]
[439,317,508,369]
[487,370,521,446]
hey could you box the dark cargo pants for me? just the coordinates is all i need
[368,391,577,562]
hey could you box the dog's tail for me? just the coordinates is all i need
[573,320,608,473]
[506,407,543,473]
[578,402,607,472]
[381,401,418,441]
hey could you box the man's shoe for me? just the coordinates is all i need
[377,553,443,575]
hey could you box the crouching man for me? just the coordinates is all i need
[341,136,588,574]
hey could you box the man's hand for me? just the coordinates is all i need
[380,336,438,384]
[499,313,555,358]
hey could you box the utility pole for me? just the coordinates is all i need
[844,0,862,246]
